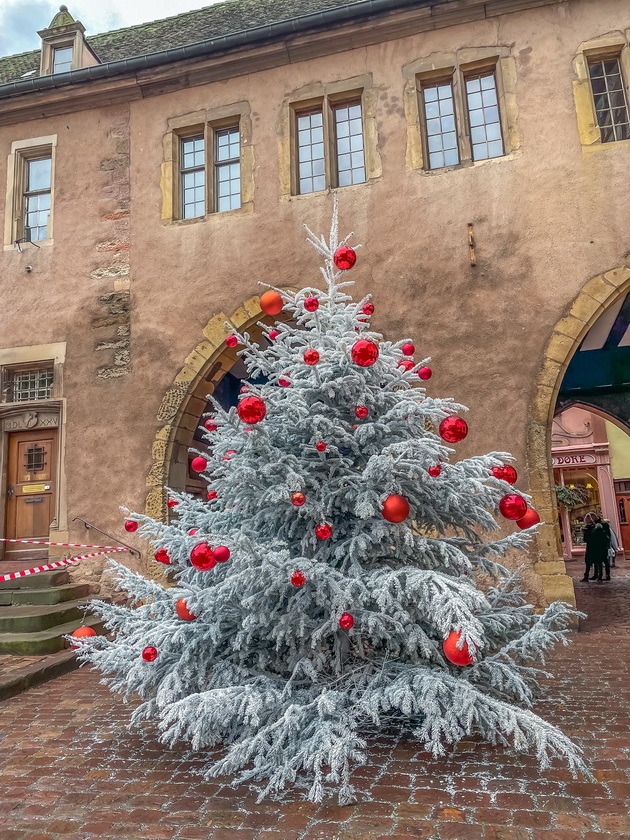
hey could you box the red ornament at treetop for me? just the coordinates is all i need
[315,441,327,452]
[499,494,528,521]
[333,246,357,270]
[291,570,306,587]
[124,520,138,533]
[402,343,415,356]
[351,339,379,367]
[491,465,518,485]
[176,598,197,621]
[315,523,332,539]
[418,366,432,380]
[204,419,217,431]
[304,296,319,312]
[225,334,238,348]
[279,376,291,387]
[142,646,158,662]
[237,395,266,424]
[190,543,216,570]
[362,302,374,315]
[428,465,442,477]
[339,612,354,629]
[443,631,475,666]
[260,290,284,315]
[167,499,178,509]
[304,349,320,366]
[398,359,414,371]
[154,548,170,565]
[70,626,97,648]
[516,508,541,529]
[382,494,410,523]
[191,456,208,473]
[207,490,217,500]
[268,330,279,341]
[213,545,231,563]
[291,492,306,506]
[355,405,369,419]
[439,417,468,443]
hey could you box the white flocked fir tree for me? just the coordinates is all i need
[74,203,586,803]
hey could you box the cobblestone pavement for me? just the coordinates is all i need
[0,562,629,840]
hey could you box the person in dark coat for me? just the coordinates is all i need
[581,513,611,582]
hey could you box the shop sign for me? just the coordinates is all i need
[552,453,597,466]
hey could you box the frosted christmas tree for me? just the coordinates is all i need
[73,204,585,802]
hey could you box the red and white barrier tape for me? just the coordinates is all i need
[0,540,130,583]
[0,538,126,550]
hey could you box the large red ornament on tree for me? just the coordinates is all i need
[167,499,178,509]
[70,626,97,648]
[291,492,306,506]
[428,465,442,477]
[492,465,518,485]
[191,456,207,473]
[190,543,216,570]
[142,646,158,662]
[315,441,327,452]
[291,570,306,587]
[205,419,217,431]
[225,334,238,348]
[124,520,138,533]
[339,612,354,629]
[333,246,357,270]
[382,494,410,523]
[439,417,468,443]
[355,405,369,419]
[237,396,266,424]
[213,545,231,563]
[362,302,374,315]
[176,599,197,621]
[260,290,284,315]
[154,548,170,565]
[398,359,414,371]
[516,508,541,529]
[304,349,320,366]
[315,523,332,539]
[402,343,415,356]
[351,339,379,367]
[443,631,475,666]
[207,490,217,500]
[304,296,319,312]
[418,367,432,380]
[499,494,528,521]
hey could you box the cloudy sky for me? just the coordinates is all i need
[0,0,222,57]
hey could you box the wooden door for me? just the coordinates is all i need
[4,430,57,559]
[617,494,630,556]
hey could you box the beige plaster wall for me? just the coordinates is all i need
[0,0,628,599]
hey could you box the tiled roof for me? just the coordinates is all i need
[0,0,373,85]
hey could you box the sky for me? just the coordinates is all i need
[0,0,223,57]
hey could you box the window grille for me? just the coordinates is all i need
[465,72,504,161]
[215,126,241,212]
[52,46,73,74]
[334,103,366,186]
[297,110,326,194]
[24,157,52,242]
[10,368,54,402]
[25,445,46,473]
[588,58,630,143]
[180,135,206,219]
[619,498,627,524]
[422,82,459,169]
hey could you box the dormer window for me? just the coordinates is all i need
[52,45,73,74]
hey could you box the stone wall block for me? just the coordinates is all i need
[603,266,630,288]
[157,383,188,422]
[545,332,578,364]
[90,263,130,281]
[202,314,230,346]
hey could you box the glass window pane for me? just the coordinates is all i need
[466,73,503,162]
[52,46,73,73]
[422,81,459,170]
[588,57,630,144]
[27,158,51,191]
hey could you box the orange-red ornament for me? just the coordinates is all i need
[439,417,468,443]
[260,290,284,315]
[443,631,475,666]
[382,494,410,523]
[516,508,541,529]
[176,598,197,621]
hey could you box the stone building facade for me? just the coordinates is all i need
[0,0,629,605]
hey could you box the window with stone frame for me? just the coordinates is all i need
[52,45,73,74]
[176,122,242,219]
[587,55,630,143]
[7,143,55,245]
[0,364,54,404]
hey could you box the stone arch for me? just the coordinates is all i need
[145,294,272,522]
[526,260,630,605]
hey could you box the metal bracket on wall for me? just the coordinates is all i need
[468,223,476,267]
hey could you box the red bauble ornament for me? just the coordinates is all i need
[428,465,442,477]
[207,490,217,500]
[516,508,541,529]
[304,296,319,312]
[443,631,475,666]
[362,303,374,315]
[315,523,332,539]
[499,494,528,521]
[225,334,238,348]
[304,349,320,366]
[268,329,279,341]
[188,529,198,536]
[291,492,306,506]
[315,441,327,452]
[142,646,158,662]
[279,376,291,387]
[238,395,266,424]
[418,367,432,380]
[339,612,354,629]
[70,626,97,648]
[291,570,306,587]
[398,359,414,371]
[213,545,230,563]
[260,290,284,315]
[355,405,369,419]
[382,494,410,523]
[176,598,197,621]
[167,499,178,508]
[402,343,415,356]
[124,520,138,533]
[154,548,170,565]
[492,465,518,485]
[191,456,208,472]
[351,339,379,367]
[333,246,357,270]
[204,419,217,431]
[190,543,216,570]
[439,417,468,443]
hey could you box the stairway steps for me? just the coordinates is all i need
[0,614,105,655]
[0,570,70,590]
[5,583,91,606]
[0,599,91,634]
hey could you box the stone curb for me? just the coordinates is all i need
[0,649,78,702]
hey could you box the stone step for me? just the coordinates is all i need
[0,570,70,590]
[0,583,91,606]
[0,614,105,655]
[0,599,91,634]
[0,650,79,702]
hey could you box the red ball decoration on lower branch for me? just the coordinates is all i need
[190,543,216,570]
[362,302,374,315]
[516,508,541,529]
[439,417,468,443]
[154,548,171,565]
[491,464,518,485]
[499,494,528,521]
[315,523,332,539]
[304,349,320,366]
[443,631,476,666]
[191,456,208,473]
[428,465,442,477]
[304,296,319,312]
[339,612,354,630]
[213,545,230,563]
[291,570,306,587]
[382,494,410,523]
[402,343,415,356]
[355,405,368,419]
[260,290,284,315]
[225,334,238,348]
[70,626,97,648]
[291,492,306,506]
[418,366,432,381]
[237,396,266,424]
[167,499,178,508]
[124,519,138,533]
[176,598,197,621]
[207,490,217,500]
[142,646,158,662]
